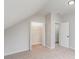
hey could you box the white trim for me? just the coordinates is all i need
[32,42,41,45]
[45,45,52,49]
[4,49,28,56]
[69,47,75,50]
[30,21,46,50]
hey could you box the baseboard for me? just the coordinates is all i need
[4,49,29,56]
[69,47,75,50]
[45,45,55,49]
[32,42,41,45]
[45,45,51,49]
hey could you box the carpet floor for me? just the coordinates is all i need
[4,44,75,59]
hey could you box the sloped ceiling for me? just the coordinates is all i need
[5,0,75,29]
[38,0,75,16]
[4,0,48,29]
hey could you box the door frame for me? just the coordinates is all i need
[29,21,46,51]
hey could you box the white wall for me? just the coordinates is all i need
[51,14,57,49]
[45,13,57,49]
[31,25,43,45]
[4,19,30,56]
[45,14,51,48]
[60,13,75,49]
[55,23,60,43]
[31,16,45,23]
[53,14,61,44]
[5,15,45,56]
[30,15,45,49]
[5,0,48,29]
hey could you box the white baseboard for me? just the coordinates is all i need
[45,45,51,49]
[4,49,29,56]
[69,47,75,50]
[45,45,55,49]
[32,42,41,45]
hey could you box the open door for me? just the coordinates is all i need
[59,22,69,48]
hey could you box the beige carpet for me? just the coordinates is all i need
[5,44,75,59]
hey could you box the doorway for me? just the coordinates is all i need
[55,22,69,48]
[30,21,45,50]
[55,23,60,46]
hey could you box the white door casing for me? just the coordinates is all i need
[30,22,45,50]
